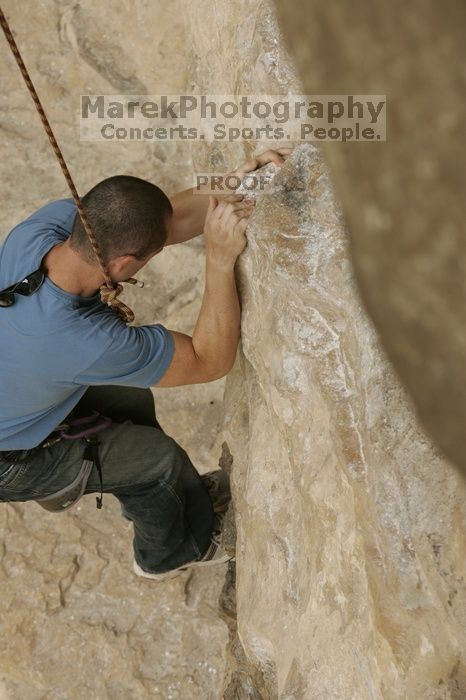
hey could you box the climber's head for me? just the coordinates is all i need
[69,175,172,279]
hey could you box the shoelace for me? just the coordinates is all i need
[199,515,224,561]
[211,514,224,547]
[211,530,222,548]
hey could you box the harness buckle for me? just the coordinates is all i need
[35,412,111,512]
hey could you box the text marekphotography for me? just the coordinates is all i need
[80,94,386,143]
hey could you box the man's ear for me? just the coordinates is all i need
[107,254,138,277]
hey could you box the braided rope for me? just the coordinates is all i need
[0,7,136,323]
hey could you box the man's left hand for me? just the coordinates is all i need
[234,148,292,174]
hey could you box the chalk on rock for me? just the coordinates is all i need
[235,162,281,200]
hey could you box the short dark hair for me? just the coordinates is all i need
[69,175,172,263]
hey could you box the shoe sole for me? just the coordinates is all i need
[133,552,234,582]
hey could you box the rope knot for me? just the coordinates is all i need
[100,282,135,324]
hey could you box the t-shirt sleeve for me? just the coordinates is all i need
[74,323,175,388]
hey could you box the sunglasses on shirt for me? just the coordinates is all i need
[0,269,45,308]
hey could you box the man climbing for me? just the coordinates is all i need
[0,148,289,582]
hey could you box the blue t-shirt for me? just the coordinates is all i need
[0,198,174,450]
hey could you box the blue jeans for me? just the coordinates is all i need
[0,386,215,574]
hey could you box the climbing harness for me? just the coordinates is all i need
[0,412,112,512]
[37,412,112,512]
[35,441,99,513]
[0,7,142,324]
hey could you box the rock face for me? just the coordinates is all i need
[1,0,466,698]
[272,0,466,475]
[220,146,466,698]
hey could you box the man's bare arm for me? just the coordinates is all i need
[155,197,250,387]
[167,189,241,246]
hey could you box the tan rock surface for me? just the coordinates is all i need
[220,146,466,698]
[273,0,466,474]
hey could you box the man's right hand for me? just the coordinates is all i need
[155,195,253,388]
[203,195,254,268]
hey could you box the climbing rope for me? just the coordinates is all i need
[0,7,137,323]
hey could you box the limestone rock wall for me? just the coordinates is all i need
[1,1,465,698]
[221,146,466,698]
[273,0,466,475]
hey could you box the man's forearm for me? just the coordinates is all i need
[168,188,205,245]
[168,184,236,246]
[191,256,240,379]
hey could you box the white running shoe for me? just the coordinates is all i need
[133,513,232,582]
